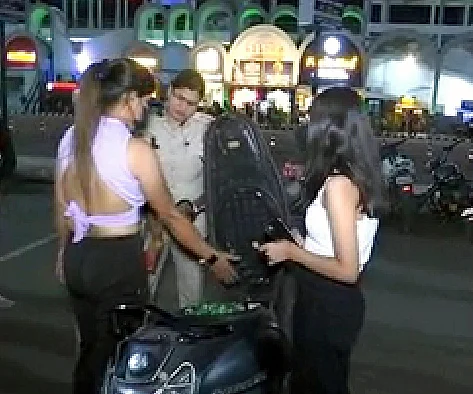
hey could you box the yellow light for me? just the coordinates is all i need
[318,56,358,70]
[7,50,36,63]
[305,56,316,68]
[129,57,158,68]
[400,96,416,108]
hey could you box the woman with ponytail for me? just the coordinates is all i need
[54,59,237,394]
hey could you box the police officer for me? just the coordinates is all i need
[145,69,235,308]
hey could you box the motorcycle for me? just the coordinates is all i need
[403,140,473,227]
[422,140,472,216]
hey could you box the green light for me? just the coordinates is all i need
[241,8,264,21]
[342,6,364,23]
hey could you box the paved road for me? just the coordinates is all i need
[0,181,472,393]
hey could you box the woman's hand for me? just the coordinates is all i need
[259,240,297,265]
[209,252,240,285]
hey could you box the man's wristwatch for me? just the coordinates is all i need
[199,253,218,267]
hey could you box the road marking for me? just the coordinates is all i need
[0,233,57,263]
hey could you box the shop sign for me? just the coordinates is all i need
[6,36,37,69]
[304,55,358,81]
[7,50,36,63]
[244,41,285,60]
[233,60,292,86]
[300,35,361,86]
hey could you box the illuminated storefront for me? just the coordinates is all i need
[299,32,363,111]
[225,25,299,113]
[192,43,225,106]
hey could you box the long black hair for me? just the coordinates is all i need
[74,58,155,211]
[304,87,384,215]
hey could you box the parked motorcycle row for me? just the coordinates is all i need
[380,138,473,238]
[268,132,473,242]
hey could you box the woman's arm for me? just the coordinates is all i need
[261,176,361,284]
[128,138,237,284]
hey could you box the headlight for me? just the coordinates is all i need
[128,352,151,373]
[126,351,156,380]
[120,353,197,393]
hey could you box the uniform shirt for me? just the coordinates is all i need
[304,178,379,272]
[145,112,214,234]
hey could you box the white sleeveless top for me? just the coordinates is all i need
[304,179,379,272]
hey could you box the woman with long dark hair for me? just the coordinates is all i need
[260,87,383,393]
[54,58,236,394]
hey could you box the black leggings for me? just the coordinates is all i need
[291,270,365,394]
[63,234,148,394]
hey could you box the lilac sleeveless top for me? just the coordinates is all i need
[57,117,145,243]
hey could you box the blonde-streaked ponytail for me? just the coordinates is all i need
[73,63,102,213]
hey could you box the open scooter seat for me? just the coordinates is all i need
[204,113,291,301]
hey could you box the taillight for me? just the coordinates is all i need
[401,184,413,193]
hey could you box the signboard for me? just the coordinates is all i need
[0,0,27,22]
[229,26,298,87]
[5,36,36,69]
[244,42,285,61]
[232,60,292,86]
[300,35,361,87]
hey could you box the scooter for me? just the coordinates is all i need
[102,301,291,394]
[379,139,416,230]
[103,114,294,394]
[380,138,416,184]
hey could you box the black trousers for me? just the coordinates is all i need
[291,269,365,394]
[63,234,148,394]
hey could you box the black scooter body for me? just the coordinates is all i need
[204,113,291,301]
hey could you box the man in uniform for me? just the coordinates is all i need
[145,69,235,308]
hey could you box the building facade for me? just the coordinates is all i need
[5,0,473,116]
[5,0,300,112]
[363,0,473,116]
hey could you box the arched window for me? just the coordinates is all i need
[175,13,187,31]
[147,13,165,30]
